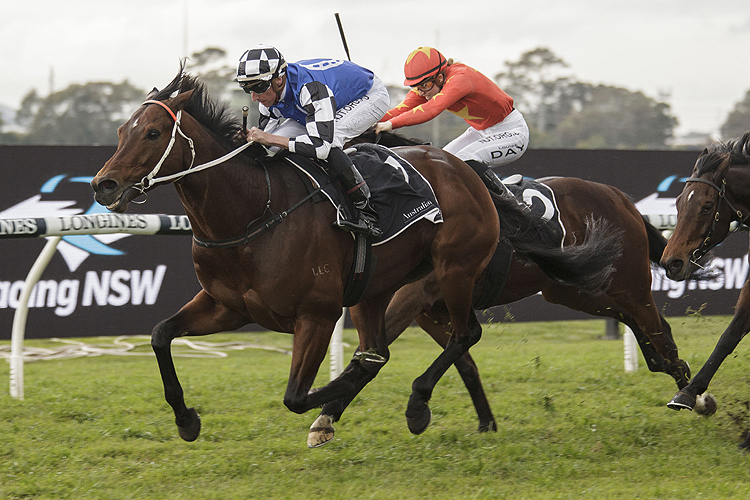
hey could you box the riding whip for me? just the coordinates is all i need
[334,13,351,61]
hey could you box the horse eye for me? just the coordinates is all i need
[146,129,161,140]
[700,203,714,215]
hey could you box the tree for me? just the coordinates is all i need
[496,47,677,149]
[555,85,677,149]
[720,90,750,140]
[495,47,573,132]
[185,47,236,102]
[19,81,146,145]
[185,47,256,126]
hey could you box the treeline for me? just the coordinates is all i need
[1,47,748,149]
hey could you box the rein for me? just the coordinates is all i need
[135,100,253,192]
[139,99,321,248]
[685,174,747,264]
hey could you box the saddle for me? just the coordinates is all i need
[282,144,444,306]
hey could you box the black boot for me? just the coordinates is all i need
[464,159,514,198]
[327,148,383,238]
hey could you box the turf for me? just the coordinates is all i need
[1,315,750,499]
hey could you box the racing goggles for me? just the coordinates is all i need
[239,79,272,94]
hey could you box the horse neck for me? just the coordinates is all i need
[171,119,273,241]
[725,165,750,217]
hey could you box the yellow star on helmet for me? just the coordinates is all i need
[406,47,434,64]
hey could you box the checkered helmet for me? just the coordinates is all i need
[235,44,287,82]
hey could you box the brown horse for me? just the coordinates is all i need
[308,172,691,446]
[661,131,750,449]
[90,68,618,444]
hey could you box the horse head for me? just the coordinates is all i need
[91,89,196,213]
[661,133,750,280]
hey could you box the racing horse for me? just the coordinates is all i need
[90,67,619,444]
[661,131,750,449]
[307,145,691,446]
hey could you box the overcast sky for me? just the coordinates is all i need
[2,0,749,136]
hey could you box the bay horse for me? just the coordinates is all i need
[90,67,619,444]
[661,131,750,449]
[307,147,691,446]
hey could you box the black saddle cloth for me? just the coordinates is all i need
[283,143,443,244]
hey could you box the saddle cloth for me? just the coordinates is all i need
[283,143,443,244]
[473,174,567,309]
[502,174,566,248]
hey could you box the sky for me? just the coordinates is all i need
[2,0,749,137]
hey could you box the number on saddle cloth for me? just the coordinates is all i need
[502,175,566,248]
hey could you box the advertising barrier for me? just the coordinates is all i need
[0,146,746,341]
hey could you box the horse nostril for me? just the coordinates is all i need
[668,258,684,274]
[94,179,118,194]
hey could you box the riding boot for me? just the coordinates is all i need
[326,148,383,238]
[464,159,515,198]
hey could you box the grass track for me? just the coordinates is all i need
[2,315,750,499]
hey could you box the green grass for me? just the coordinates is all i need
[2,315,750,499]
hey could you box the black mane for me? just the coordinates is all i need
[351,130,429,148]
[153,61,244,148]
[695,131,750,176]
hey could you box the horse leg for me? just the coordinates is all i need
[668,285,750,413]
[541,282,690,391]
[305,297,393,447]
[309,278,445,446]
[406,301,482,435]
[415,310,498,432]
[151,290,249,442]
[604,287,690,389]
[286,297,392,414]
[624,313,690,389]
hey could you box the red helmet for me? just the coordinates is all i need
[403,47,447,86]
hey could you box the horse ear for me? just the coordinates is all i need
[169,89,195,111]
[146,87,159,99]
[713,156,732,182]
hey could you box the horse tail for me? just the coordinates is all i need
[641,214,668,264]
[492,193,622,294]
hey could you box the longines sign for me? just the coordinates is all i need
[0,146,200,339]
[0,146,744,338]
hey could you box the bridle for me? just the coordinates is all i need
[684,167,747,265]
[134,99,321,249]
[133,99,253,194]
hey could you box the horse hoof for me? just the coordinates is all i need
[694,393,717,417]
[478,420,498,433]
[406,405,432,435]
[307,414,335,448]
[667,391,695,411]
[177,407,201,442]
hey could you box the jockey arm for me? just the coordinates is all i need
[249,81,336,160]
[381,73,473,130]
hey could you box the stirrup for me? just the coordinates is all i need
[482,171,513,197]
[333,215,382,238]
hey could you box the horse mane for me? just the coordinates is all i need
[694,130,750,176]
[152,61,246,150]
[351,130,429,147]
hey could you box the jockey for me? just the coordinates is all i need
[375,47,529,196]
[235,44,390,238]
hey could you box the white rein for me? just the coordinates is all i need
[134,99,252,192]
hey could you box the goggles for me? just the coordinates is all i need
[239,79,272,94]
[412,77,437,93]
